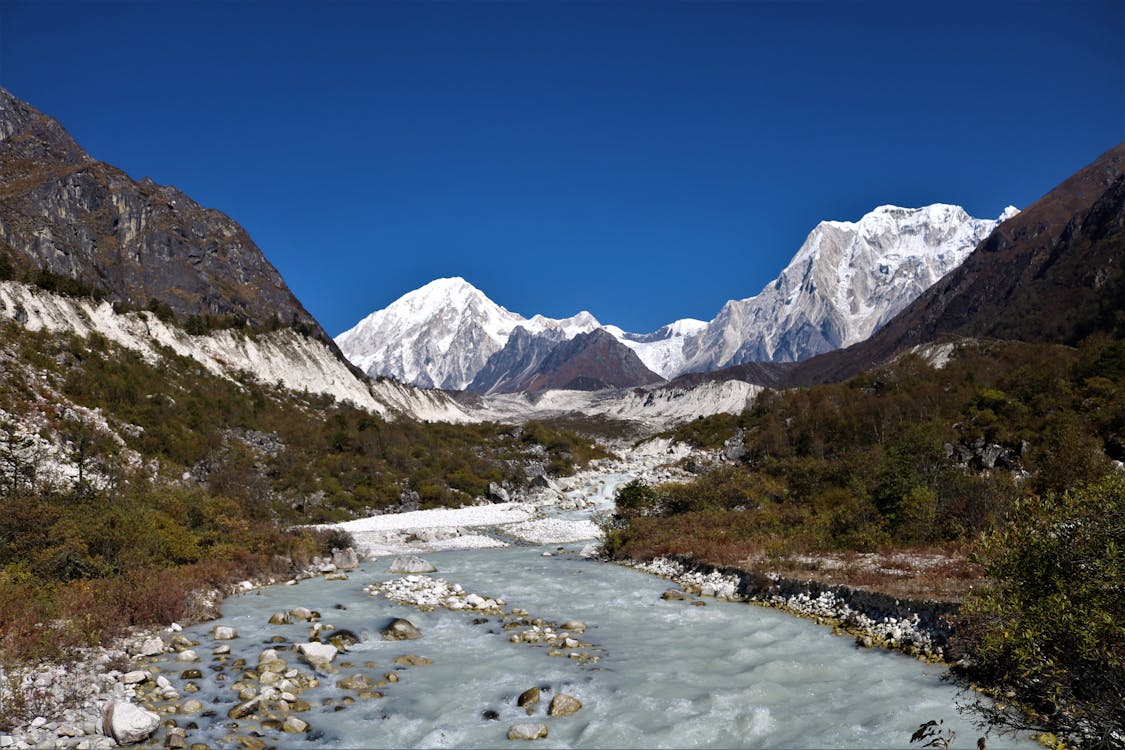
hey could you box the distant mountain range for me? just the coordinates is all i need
[337,203,1014,392]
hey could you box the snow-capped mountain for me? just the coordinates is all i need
[338,203,1015,392]
[678,203,1018,373]
[335,277,601,390]
[608,318,709,378]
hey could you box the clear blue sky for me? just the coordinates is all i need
[1,1,1121,335]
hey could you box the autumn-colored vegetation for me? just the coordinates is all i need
[0,319,605,663]
[604,335,1125,739]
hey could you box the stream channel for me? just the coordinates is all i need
[145,461,1039,749]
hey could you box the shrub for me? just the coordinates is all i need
[614,479,658,518]
[957,473,1125,738]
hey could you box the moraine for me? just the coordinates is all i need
[125,449,1038,749]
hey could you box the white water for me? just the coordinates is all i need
[145,455,1038,749]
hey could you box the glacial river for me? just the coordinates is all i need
[142,455,1039,749]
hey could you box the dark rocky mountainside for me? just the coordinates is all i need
[467,326,567,394]
[508,328,664,393]
[0,88,327,338]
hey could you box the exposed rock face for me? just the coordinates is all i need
[0,88,326,337]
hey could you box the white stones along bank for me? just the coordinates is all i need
[633,556,952,661]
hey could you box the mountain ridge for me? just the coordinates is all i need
[338,204,1011,392]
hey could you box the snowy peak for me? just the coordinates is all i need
[678,203,1011,373]
[339,203,1011,392]
[335,277,602,390]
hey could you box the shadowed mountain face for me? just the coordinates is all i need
[509,329,664,393]
[0,88,326,337]
[467,326,567,394]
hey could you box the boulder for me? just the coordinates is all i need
[507,723,548,741]
[337,673,374,691]
[661,589,689,601]
[139,637,165,657]
[170,635,194,650]
[102,701,161,745]
[387,555,437,574]
[332,547,360,570]
[289,607,314,621]
[560,620,586,633]
[297,642,338,667]
[487,482,510,503]
[227,696,261,720]
[121,671,148,685]
[180,700,203,714]
[548,694,582,717]
[175,650,198,662]
[328,629,360,649]
[267,611,291,625]
[213,626,237,640]
[282,717,309,733]
[381,618,422,641]
[392,654,432,667]
[516,687,540,709]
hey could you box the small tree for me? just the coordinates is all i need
[614,479,658,518]
[0,422,38,498]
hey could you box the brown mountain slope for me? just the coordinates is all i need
[782,143,1125,386]
[0,88,327,339]
[515,329,664,393]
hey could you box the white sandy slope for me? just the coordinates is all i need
[0,281,475,422]
[478,378,761,428]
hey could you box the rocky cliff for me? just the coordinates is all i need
[0,88,326,339]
